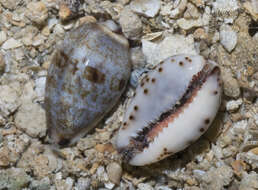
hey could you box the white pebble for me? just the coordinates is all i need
[226,99,243,111]
[2,38,22,50]
[0,31,7,45]
[220,24,237,52]
[130,0,161,18]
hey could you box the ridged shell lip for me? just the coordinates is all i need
[118,63,220,163]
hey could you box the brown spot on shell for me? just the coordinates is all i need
[171,58,175,62]
[58,138,71,147]
[55,50,68,68]
[200,127,205,132]
[129,115,134,120]
[67,87,73,94]
[143,88,148,94]
[151,78,156,83]
[160,61,164,64]
[158,67,163,72]
[214,90,218,95]
[71,64,79,74]
[84,66,105,83]
[146,77,149,82]
[204,118,210,125]
[141,82,144,87]
[60,50,69,62]
[81,90,90,99]
[122,122,128,130]
[185,57,192,62]
[46,75,57,88]
[134,105,138,111]
[179,61,184,66]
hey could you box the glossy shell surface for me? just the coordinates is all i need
[45,23,131,146]
[116,54,222,166]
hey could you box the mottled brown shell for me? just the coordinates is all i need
[45,23,131,146]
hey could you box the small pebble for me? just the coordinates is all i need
[193,28,208,40]
[138,183,154,190]
[168,0,187,18]
[221,70,240,98]
[184,3,200,19]
[130,0,161,18]
[95,144,115,153]
[26,1,48,25]
[119,8,142,40]
[0,168,30,189]
[2,38,22,50]
[0,114,5,126]
[106,162,123,184]
[0,85,20,117]
[231,160,246,177]
[212,0,239,23]
[0,147,11,166]
[142,35,197,66]
[130,47,146,69]
[0,0,17,10]
[76,178,91,190]
[29,177,51,190]
[226,99,243,111]
[239,172,258,190]
[177,18,203,30]
[15,102,47,138]
[65,177,74,189]
[0,31,7,45]
[59,3,72,21]
[220,25,238,52]
[201,165,234,190]
[250,147,258,155]
[78,16,97,25]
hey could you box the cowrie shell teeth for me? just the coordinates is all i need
[116,54,222,166]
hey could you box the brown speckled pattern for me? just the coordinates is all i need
[45,23,131,146]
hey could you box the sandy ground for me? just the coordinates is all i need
[0,0,257,189]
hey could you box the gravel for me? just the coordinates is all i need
[0,0,257,189]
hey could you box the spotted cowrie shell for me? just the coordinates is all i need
[45,23,131,146]
[116,54,222,166]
